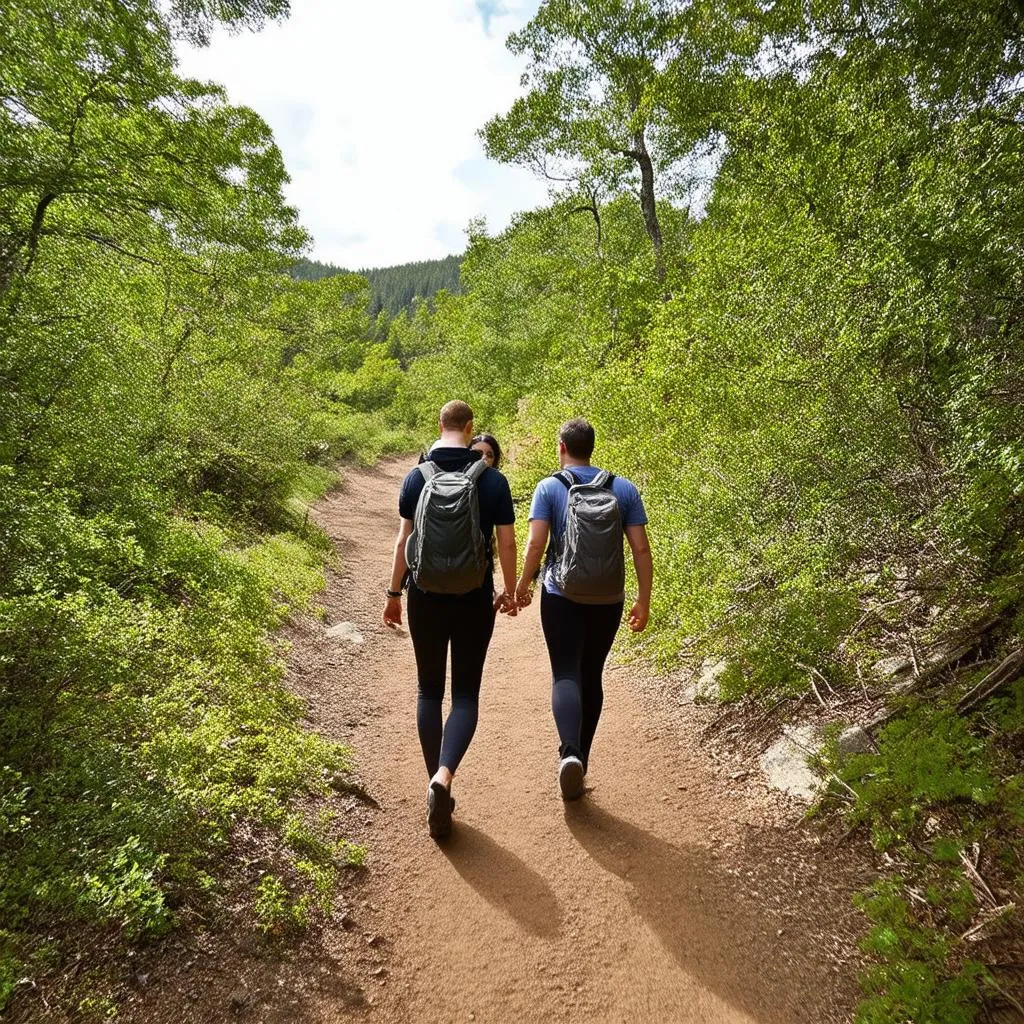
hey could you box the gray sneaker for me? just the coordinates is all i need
[427,780,452,838]
[558,756,584,800]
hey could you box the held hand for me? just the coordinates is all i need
[515,585,533,609]
[627,600,649,633]
[495,591,518,616]
[383,596,403,628]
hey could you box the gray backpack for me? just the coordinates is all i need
[405,459,489,594]
[551,470,625,603]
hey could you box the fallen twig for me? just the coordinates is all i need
[986,974,1024,1019]
[855,660,870,702]
[962,903,1016,942]
[864,640,981,732]
[795,661,836,708]
[960,846,999,909]
[809,676,828,708]
[957,646,1024,714]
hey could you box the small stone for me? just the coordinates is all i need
[837,725,874,757]
[872,655,913,679]
[370,966,386,978]
[326,621,364,645]
[683,657,729,703]
[339,912,355,929]
[759,726,823,803]
[228,985,251,1009]
[366,934,381,947]
[729,770,749,781]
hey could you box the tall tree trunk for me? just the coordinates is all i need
[632,131,665,284]
[0,192,56,299]
[23,192,57,279]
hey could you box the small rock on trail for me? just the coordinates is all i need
[759,725,823,803]
[326,620,365,645]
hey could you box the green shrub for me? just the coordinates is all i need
[854,882,988,1024]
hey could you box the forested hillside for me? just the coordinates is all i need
[3,0,1023,1020]
[291,254,462,317]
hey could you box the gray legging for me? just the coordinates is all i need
[407,582,496,776]
[540,588,624,772]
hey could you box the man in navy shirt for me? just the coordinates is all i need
[515,418,653,800]
[383,400,517,837]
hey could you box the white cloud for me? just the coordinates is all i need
[175,0,548,268]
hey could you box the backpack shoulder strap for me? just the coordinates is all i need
[552,470,577,490]
[417,461,439,482]
[592,469,614,489]
[465,457,489,483]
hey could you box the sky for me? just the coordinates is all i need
[175,0,550,270]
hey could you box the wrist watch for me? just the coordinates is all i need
[386,588,402,599]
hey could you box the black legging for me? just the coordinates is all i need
[407,582,496,777]
[540,588,624,772]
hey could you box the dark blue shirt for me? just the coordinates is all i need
[399,447,515,553]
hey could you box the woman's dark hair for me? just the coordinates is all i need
[471,432,502,470]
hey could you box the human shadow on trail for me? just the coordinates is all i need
[564,800,861,1024]
[440,822,562,939]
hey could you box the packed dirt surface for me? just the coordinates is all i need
[286,458,870,1024]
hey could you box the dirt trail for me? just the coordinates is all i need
[291,458,868,1024]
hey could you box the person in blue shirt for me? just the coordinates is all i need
[515,418,653,800]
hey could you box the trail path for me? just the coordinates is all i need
[288,458,867,1024]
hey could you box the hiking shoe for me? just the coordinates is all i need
[427,780,452,838]
[558,756,585,800]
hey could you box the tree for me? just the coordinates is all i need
[482,0,757,282]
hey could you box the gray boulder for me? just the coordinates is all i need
[837,725,874,757]
[759,725,823,803]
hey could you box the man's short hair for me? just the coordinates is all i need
[440,400,474,431]
[559,418,595,459]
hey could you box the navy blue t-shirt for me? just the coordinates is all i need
[399,447,515,557]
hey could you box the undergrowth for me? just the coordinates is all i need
[0,471,358,1013]
[821,679,1024,1022]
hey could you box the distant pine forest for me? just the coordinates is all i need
[292,254,462,317]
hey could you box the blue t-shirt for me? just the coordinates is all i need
[528,466,648,596]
